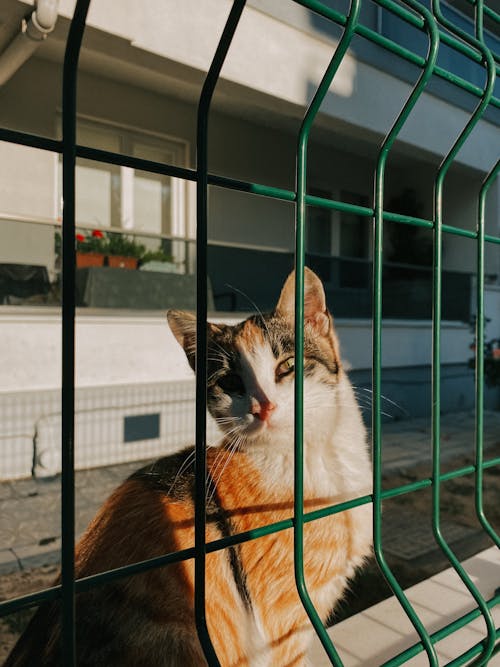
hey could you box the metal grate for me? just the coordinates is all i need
[0,0,499,665]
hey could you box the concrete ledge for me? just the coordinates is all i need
[308,547,500,666]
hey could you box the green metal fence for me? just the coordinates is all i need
[1,0,500,665]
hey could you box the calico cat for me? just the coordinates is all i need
[5,268,372,667]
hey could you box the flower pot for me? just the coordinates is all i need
[107,255,138,270]
[76,252,105,268]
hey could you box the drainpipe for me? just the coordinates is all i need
[0,0,59,87]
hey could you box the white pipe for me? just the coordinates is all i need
[0,0,59,87]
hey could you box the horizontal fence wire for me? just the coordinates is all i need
[1,131,500,246]
[0,0,499,665]
[1,445,498,617]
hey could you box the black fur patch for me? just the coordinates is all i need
[131,452,253,611]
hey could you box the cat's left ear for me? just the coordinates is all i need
[275,267,330,336]
[167,310,222,371]
[167,310,196,369]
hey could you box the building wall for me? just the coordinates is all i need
[1,57,495,277]
[0,310,475,391]
[1,309,495,480]
[1,31,499,278]
[43,0,500,174]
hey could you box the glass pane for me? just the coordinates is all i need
[133,172,171,234]
[59,158,120,228]
[307,190,332,255]
[132,142,178,236]
[340,191,369,259]
[340,213,366,258]
[76,162,113,227]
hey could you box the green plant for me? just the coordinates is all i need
[56,228,161,261]
[140,248,173,264]
[468,338,500,387]
[105,232,146,258]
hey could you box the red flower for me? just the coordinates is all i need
[92,229,104,238]
[76,233,85,243]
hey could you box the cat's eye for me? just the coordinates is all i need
[218,373,245,394]
[276,357,295,379]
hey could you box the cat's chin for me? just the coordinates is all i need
[243,417,270,437]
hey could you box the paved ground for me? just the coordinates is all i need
[1,410,500,576]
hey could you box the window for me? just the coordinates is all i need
[306,188,333,283]
[58,120,187,239]
[339,190,370,289]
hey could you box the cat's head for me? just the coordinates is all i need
[167,268,343,447]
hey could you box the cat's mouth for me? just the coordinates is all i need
[242,413,286,439]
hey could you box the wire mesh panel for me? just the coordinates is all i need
[0,0,499,665]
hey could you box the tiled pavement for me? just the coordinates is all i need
[1,410,500,576]
[308,546,500,666]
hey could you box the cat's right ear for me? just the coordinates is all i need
[167,310,197,369]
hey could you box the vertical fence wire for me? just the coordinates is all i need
[430,2,497,665]
[61,1,90,664]
[294,2,360,662]
[371,2,440,664]
[195,2,246,664]
[476,159,500,549]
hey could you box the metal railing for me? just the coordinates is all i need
[0,0,500,665]
[0,214,473,320]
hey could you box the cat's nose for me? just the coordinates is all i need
[251,398,276,422]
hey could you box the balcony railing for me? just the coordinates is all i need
[0,216,472,321]
[208,244,473,322]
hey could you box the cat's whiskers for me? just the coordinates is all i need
[167,437,221,497]
[207,351,228,363]
[167,449,196,496]
[207,423,243,489]
[214,416,239,426]
[210,339,231,361]
[352,386,408,417]
[206,432,244,505]
[207,417,241,480]
[224,282,272,341]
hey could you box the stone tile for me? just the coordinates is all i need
[434,625,486,662]
[328,611,413,665]
[11,478,40,499]
[0,526,19,549]
[74,467,117,490]
[31,476,61,496]
[0,482,15,501]
[107,460,144,480]
[76,486,111,511]
[308,548,500,666]
[407,579,474,619]
[0,548,20,575]
[75,506,98,535]
[13,537,61,571]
